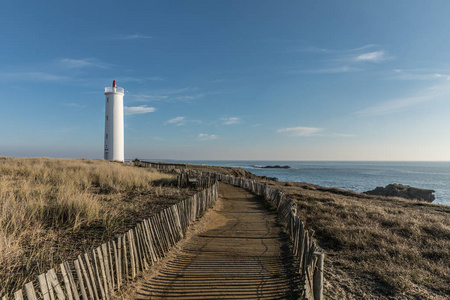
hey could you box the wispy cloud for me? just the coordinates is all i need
[129,87,203,103]
[165,116,186,126]
[277,126,354,137]
[277,127,323,137]
[221,117,241,125]
[355,83,450,115]
[304,66,357,74]
[59,58,108,69]
[198,133,218,141]
[354,50,390,63]
[124,105,156,116]
[120,34,153,40]
[391,69,450,81]
[0,72,69,82]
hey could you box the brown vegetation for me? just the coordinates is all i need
[0,157,193,296]
[270,181,450,299]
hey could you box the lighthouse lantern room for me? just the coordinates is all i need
[104,80,125,162]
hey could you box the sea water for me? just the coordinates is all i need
[147,160,450,206]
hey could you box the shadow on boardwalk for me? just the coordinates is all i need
[134,183,300,299]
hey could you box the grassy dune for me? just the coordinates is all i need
[270,182,450,299]
[0,157,191,296]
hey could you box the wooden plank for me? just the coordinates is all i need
[38,273,51,300]
[108,242,115,291]
[63,261,80,300]
[101,244,113,293]
[313,252,324,300]
[135,224,148,269]
[13,290,23,300]
[127,230,136,278]
[60,263,74,300]
[95,247,110,300]
[122,234,129,282]
[132,228,144,272]
[45,272,56,300]
[90,251,105,300]
[77,256,94,300]
[24,282,38,300]
[113,240,120,290]
[143,219,157,263]
[83,253,99,300]
[131,229,141,272]
[74,260,88,300]
[117,236,123,286]
[47,269,66,300]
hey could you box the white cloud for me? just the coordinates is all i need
[221,117,241,125]
[121,34,153,40]
[0,72,69,82]
[124,105,156,116]
[277,126,354,138]
[305,66,357,74]
[277,127,323,137]
[355,83,450,115]
[59,58,107,69]
[354,51,388,62]
[198,133,218,141]
[165,116,186,126]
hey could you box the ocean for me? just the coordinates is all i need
[146,160,450,206]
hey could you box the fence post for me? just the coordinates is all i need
[313,252,324,300]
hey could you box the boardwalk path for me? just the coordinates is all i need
[133,183,300,299]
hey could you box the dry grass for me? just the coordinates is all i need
[272,181,450,299]
[0,157,193,296]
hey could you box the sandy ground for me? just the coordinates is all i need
[122,183,299,299]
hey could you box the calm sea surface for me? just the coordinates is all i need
[146,160,450,206]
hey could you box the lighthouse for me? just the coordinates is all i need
[104,80,124,162]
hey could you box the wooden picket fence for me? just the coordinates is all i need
[191,170,324,300]
[133,160,187,172]
[2,182,218,300]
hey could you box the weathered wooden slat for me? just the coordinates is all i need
[77,256,94,300]
[90,251,105,300]
[112,240,120,290]
[127,230,136,278]
[60,263,74,300]
[107,242,115,291]
[47,268,66,300]
[313,252,324,300]
[116,236,123,286]
[38,273,51,300]
[132,227,144,272]
[24,282,38,300]
[95,247,109,300]
[83,253,99,300]
[101,244,112,293]
[74,260,88,300]
[143,219,157,263]
[45,272,56,300]
[63,261,80,300]
[131,229,142,272]
[13,290,23,300]
[122,234,129,282]
[135,224,148,269]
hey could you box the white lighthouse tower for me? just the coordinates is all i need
[104,80,124,162]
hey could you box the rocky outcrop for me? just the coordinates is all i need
[364,184,435,203]
[256,165,291,169]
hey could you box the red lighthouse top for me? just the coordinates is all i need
[112,80,117,88]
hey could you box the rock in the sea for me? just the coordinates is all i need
[261,165,291,169]
[364,184,435,203]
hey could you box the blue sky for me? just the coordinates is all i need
[1,0,450,160]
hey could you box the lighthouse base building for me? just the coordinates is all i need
[104,80,125,162]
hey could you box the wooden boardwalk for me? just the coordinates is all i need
[133,183,300,299]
